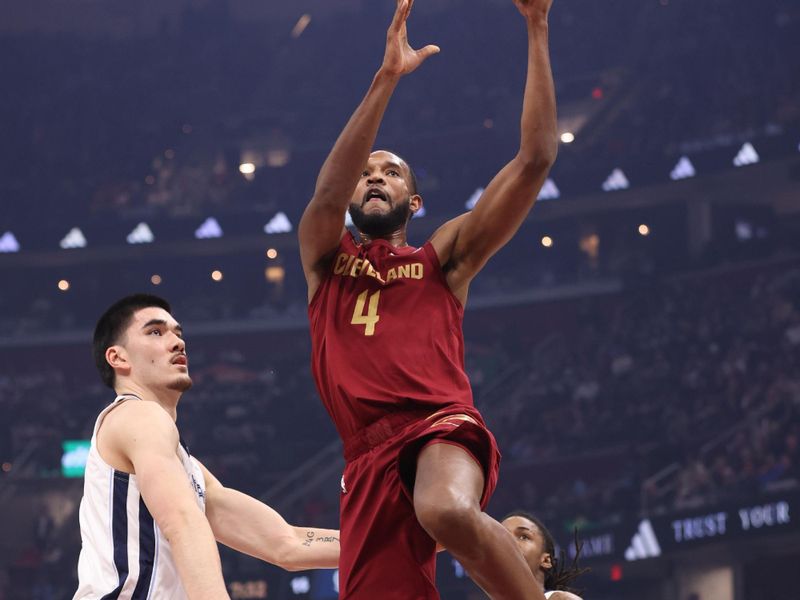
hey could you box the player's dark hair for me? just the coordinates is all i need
[404,160,419,196]
[93,294,172,389]
[504,510,590,593]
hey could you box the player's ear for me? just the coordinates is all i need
[540,552,553,570]
[106,346,130,376]
[410,194,423,215]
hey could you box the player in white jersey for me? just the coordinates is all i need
[501,512,588,600]
[74,294,340,600]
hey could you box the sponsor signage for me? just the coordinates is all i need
[552,493,799,565]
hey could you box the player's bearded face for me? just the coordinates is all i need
[349,192,412,238]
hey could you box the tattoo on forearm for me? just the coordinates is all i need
[302,530,340,547]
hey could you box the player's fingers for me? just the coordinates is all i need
[416,44,441,62]
[389,0,410,32]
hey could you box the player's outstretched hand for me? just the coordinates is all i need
[512,0,554,20]
[381,0,440,77]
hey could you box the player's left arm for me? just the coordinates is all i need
[199,462,339,571]
[431,0,557,299]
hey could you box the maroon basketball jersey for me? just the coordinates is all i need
[309,234,474,439]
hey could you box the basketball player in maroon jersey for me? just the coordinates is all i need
[299,0,557,598]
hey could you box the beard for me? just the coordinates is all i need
[167,374,193,392]
[349,197,412,238]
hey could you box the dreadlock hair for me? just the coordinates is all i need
[93,294,172,389]
[504,511,591,594]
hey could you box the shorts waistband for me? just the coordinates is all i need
[342,407,485,461]
[343,410,431,461]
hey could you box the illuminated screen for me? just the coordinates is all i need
[61,440,91,478]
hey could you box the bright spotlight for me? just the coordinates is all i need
[266,248,278,259]
[58,279,70,291]
[211,270,224,282]
[541,236,553,248]
[638,224,650,236]
[239,163,256,175]
[560,132,575,144]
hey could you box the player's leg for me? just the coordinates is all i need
[413,442,546,600]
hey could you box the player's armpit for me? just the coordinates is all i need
[298,203,347,284]
[199,462,340,571]
[108,402,230,600]
[445,156,551,289]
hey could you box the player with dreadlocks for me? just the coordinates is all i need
[502,511,590,599]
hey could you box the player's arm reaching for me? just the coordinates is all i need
[199,462,340,571]
[430,0,558,303]
[101,402,231,600]
[298,0,439,301]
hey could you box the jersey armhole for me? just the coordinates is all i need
[94,396,137,438]
[422,241,465,311]
[308,234,357,310]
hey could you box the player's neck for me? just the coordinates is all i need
[358,228,409,248]
[115,381,180,421]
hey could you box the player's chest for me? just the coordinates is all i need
[329,248,429,288]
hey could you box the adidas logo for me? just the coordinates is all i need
[602,168,630,192]
[412,205,426,219]
[0,231,20,253]
[60,227,87,249]
[195,217,223,240]
[537,178,560,201]
[733,143,759,167]
[624,519,662,561]
[465,187,485,210]
[127,222,155,244]
[670,156,696,181]
[264,212,293,234]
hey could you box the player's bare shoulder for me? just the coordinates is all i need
[97,400,179,472]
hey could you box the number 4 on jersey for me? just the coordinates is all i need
[351,290,381,336]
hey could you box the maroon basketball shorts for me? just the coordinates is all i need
[338,407,501,600]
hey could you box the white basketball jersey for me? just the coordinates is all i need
[73,395,206,600]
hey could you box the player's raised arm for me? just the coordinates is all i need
[431,0,558,299]
[299,0,439,299]
[200,462,340,571]
[103,402,231,600]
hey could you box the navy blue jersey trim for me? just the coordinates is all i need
[101,471,130,600]
[131,496,156,599]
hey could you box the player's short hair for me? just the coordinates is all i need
[503,510,589,593]
[403,159,419,196]
[378,150,419,196]
[93,294,172,389]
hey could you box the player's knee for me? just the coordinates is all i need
[414,490,481,543]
